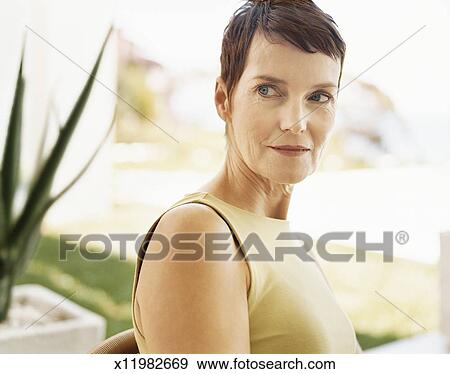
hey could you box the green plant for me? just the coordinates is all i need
[0,26,115,322]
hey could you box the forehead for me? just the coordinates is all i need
[241,30,341,87]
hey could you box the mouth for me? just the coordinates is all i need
[268,145,311,157]
[269,145,311,151]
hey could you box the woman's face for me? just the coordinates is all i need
[216,30,341,184]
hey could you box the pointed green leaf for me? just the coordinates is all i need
[9,26,113,245]
[0,181,5,247]
[34,97,56,174]
[11,225,42,279]
[1,48,25,229]
[15,108,116,239]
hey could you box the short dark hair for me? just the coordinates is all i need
[220,0,346,110]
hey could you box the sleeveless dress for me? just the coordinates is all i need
[131,191,357,353]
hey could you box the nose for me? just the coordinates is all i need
[287,118,307,134]
[280,104,308,134]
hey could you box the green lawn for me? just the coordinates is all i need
[314,243,439,350]
[16,236,438,350]
[16,236,135,337]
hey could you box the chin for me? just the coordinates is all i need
[292,173,310,184]
[273,171,310,185]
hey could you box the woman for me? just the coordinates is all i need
[131,0,362,353]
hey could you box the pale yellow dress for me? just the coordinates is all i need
[131,191,357,353]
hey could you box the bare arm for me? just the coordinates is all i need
[135,203,250,353]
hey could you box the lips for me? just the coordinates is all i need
[269,145,311,151]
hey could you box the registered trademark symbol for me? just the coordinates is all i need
[395,231,409,245]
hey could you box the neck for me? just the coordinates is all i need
[199,149,294,220]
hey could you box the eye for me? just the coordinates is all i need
[256,84,279,97]
[309,91,333,103]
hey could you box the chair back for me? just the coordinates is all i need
[90,328,139,354]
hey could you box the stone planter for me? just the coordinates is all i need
[0,284,106,353]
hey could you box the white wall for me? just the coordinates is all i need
[0,0,117,228]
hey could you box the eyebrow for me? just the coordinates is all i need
[251,74,337,89]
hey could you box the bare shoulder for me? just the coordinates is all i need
[141,202,249,281]
[151,202,250,290]
[157,202,234,234]
[134,202,251,353]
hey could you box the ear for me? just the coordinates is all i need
[214,76,230,122]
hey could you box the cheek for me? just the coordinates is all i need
[310,109,335,154]
[312,106,335,137]
[232,96,275,145]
